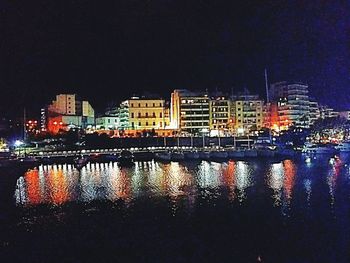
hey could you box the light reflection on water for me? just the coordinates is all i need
[15,157,350,212]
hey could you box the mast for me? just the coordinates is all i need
[264,68,269,104]
[23,107,27,141]
[265,68,272,142]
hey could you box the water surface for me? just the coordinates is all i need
[10,156,350,262]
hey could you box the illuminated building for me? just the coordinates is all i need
[96,116,120,130]
[309,99,320,125]
[127,96,170,130]
[171,89,210,135]
[270,81,310,129]
[231,91,264,133]
[339,111,350,120]
[209,95,231,136]
[45,94,95,133]
[319,105,339,119]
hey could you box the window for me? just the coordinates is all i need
[131,103,134,107]
[160,121,162,127]
[160,113,162,118]
[153,103,155,107]
[146,122,149,126]
[146,112,148,117]
[159,103,162,107]
[138,103,141,107]
[138,112,141,117]
[132,122,135,127]
[138,122,141,126]
[146,103,148,107]
[131,113,134,118]
[153,122,156,126]
[108,119,111,123]
[152,112,156,117]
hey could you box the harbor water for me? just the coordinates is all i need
[3,155,350,262]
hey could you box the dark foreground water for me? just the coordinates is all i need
[3,155,350,262]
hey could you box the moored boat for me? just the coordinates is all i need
[171,151,185,161]
[244,149,258,157]
[227,149,245,159]
[155,152,171,162]
[257,149,275,157]
[210,150,228,160]
[198,151,211,160]
[74,156,89,170]
[303,143,338,155]
[335,142,350,152]
[184,151,200,160]
[118,150,134,166]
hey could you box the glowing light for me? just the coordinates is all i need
[14,140,24,147]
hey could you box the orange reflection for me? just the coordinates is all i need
[25,169,41,204]
[283,160,296,200]
[114,168,131,200]
[47,168,70,205]
[222,161,236,200]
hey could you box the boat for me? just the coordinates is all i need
[210,149,228,160]
[133,151,154,161]
[244,149,258,157]
[276,148,296,158]
[154,152,171,162]
[171,151,185,161]
[303,143,338,155]
[118,150,134,166]
[257,149,275,157]
[227,149,245,159]
[254,137,277,158]
[184,151,200,160]
[198,151,211,160]
[74,156,89,170]
[104,154,119,162]
[335,142,350,152]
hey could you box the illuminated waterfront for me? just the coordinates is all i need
[7,157,350,262]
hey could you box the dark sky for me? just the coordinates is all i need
[1,0,350,117]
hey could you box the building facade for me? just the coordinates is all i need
[231,93,264,133]
[171,89,210,135]
[45,94,95,133]
[96,116,120,130]
[270,81,310,129]
[309,100,320,125]
[127,97,169,130]
[209,95,231,135]
[319,105,339,119]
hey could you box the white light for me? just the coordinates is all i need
[14,140,24,147]
[237,128,245,134]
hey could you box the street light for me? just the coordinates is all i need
[14,140,24,157]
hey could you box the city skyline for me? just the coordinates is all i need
[1,1,349,117]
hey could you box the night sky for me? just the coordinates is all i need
[1,0,349,117]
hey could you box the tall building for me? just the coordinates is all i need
[231,92,264,133]
[127,96,169,130]
[171,89,210,135]
[309,100,320,125]
[45,94,95,133]
[339,111,350,120]
[48,94,80,115]
[319,105,339,119]
[270,81,310,129]
[209,95,231,135]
